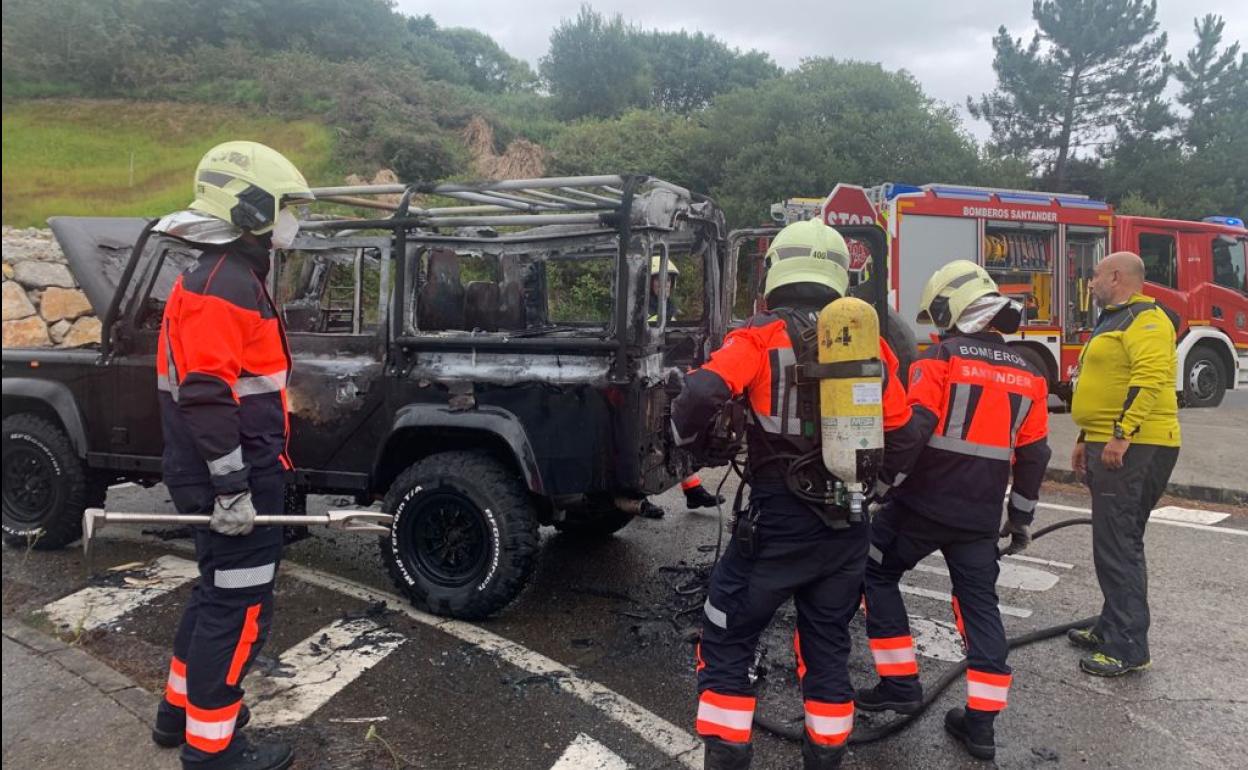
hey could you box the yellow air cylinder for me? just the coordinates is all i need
[818,297,884,484]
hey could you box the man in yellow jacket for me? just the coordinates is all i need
[1069,251,1181,677]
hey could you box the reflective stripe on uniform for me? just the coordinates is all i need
[214,563,276,590]
[1010,396,1033,446]
[966,669,1012,711]
[696,691,755,743]
[944,383,971,438]
[869,636,919,677]
[1009,490,1037,512]
[804,700,854,746]
[225,603,263,686]
[207,446,245,477]
[233,370,288,397]
[703,598,728,629]
[186,699,241,753]
[165,656,187,708]
[926,434,1012,460]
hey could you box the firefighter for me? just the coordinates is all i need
[149,141,313,770]
[640,255,724,518]
[856,260,1052,761]
[672,220,923,769]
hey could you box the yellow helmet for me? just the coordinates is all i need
[650,255,680,276]
[763,219,850,299]
[190,141,314,235]
[916,260,1000,328]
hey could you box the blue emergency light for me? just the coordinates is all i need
[1203,215,1245,228]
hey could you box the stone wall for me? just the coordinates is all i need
[2,227,102,349]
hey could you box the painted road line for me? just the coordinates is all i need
[908,615,965,662]
[40,555,197,633]
[1039,502,1248,537]
[918,558,1060,592]
[1005,553,1074,570]
[899,583,1032,618]
[245,617,405,727]
[550,734,630,770]
[1151,506,1230,525]
[282,562,705,769]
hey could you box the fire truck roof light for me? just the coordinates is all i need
[1203,215,1245,228]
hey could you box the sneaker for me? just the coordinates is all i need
[152,703,251,748]
[944,707,995,760]
[854,683,922,715]
[1080,652,1151,677]
[1066,627,1103,651]
[684,485,726,510]
[638,500,666,519]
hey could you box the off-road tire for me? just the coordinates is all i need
[1180,347,1226,408]
[380,451,539,619]
[552,501,635,538]
[2,413,104,550]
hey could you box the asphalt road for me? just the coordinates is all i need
[4,473,1246,769]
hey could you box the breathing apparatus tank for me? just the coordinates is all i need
[816,296,885,490]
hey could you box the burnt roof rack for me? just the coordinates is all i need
[302,174,701,234]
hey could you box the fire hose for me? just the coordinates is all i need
[752,516,1096,745]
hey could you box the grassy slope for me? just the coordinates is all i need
[2,100,336,228]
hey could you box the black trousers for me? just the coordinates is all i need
[863,501,1013,714]
[696,493,866,747]
[1085,441,1179,665]
[158,472,285,767]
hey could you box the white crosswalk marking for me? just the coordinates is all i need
[40,555,198,633]
[245,617,406,727]
[550,734,630,770]
[1151,506,1230,525]
[898,583,1033,618]
[917,557,1061,592]
[1005,553,1074,570]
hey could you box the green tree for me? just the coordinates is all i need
[1174,14,1243,150]
[697,59,984,226]
[541,5,649,119]
[638,29,780,112]
[969,0,1170,190]
[548,109,707,185]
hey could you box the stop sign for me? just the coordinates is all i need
[820,184,881,228]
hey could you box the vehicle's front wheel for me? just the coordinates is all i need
[380,451,539,619]
[1181,347,1226,408]
[2,413,104,550]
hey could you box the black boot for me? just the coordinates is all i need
[638,499,666,519]
[854,679,922,715]
[153,702,251,748]
[703,736,753,770]
[944,707,996,760]
[685,484,725,509]
[801,735,847,769]
[187,734,294,770]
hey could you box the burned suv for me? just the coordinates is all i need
[2,175,729,618]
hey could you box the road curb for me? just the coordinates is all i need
[2,619,160,722]
[1045,468,1248,506]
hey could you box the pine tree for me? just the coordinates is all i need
[1173,14,1244,150]
[969,0,1170,191]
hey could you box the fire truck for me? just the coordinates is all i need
[764,184,1247,407]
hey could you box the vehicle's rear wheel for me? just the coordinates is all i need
[380,451,539,619]
[552,498,635,538]
[1181,347,1226,408]
[2,413,104,550]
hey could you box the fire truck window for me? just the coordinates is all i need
[1212,237,1247,294]
[983,227,1055,326]
[1138,233,1177,288]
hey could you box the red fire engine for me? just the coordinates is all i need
[762,183,1247,406]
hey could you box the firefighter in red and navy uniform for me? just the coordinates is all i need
[855,260,1051,761]
[671,220,925,769]
[149,141,313,770]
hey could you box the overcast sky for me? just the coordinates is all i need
[396,0,1246,141]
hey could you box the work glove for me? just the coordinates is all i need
[211,490,257,536]
[999,517,1031,555]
